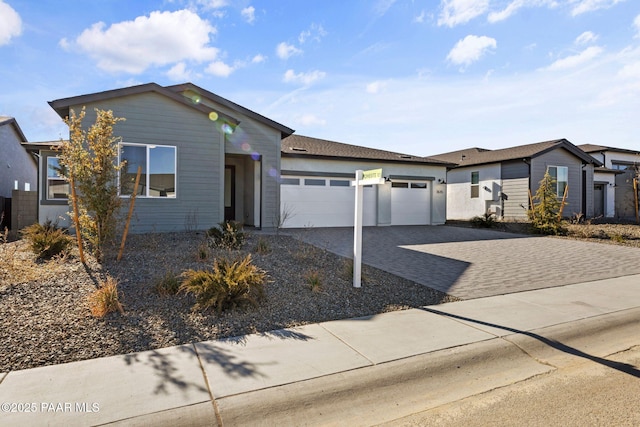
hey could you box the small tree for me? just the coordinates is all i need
[528,171,566,235]
[58,108,125,261]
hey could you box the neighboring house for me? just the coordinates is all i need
[429,139,602,221]
[0,116,37,230]
[0,116,36,197]
[280,135,452,228]
[579,144,640,219]
[25,82,294,233]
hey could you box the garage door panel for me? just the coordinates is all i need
[391,185,430,226]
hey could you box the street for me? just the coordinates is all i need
[383,345,640,427]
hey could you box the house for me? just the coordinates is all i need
[429,139,602,221]
[280,135,452,228]
[26,82,294,233]
[579,144,640,219]
[0,116,37,230]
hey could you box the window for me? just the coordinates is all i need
[46,157,70,200]
[471,171,479,198]
[304,178,325,186]
[411,182,427,189]
[330,179,350,187]
[391,182,409,188]
[120,143,176,197]
[281,178,300,185]
[547,166,568,197]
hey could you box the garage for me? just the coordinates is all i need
[280,176,376,228]
[391,180,431,225]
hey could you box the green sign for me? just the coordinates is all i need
[362,168,382,180]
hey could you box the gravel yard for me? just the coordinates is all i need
[0,231,456,372]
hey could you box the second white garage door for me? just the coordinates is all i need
[281,177,376,228]
[391,181,431,225]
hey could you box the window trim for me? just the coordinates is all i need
[119,142,177,198]
[547,165,568,198]
[471,171,479,198]
[45,155,70,201]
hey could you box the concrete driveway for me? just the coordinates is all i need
[290,225,640,300]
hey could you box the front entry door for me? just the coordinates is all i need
[224,166,235,221]
[594,184,604,217]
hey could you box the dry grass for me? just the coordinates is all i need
[304,270,323,293]
[88,276,124,317]
[0,240,67,285]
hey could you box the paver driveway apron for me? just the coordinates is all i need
[291,226,640,300]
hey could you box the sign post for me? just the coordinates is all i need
[352,168,384,288]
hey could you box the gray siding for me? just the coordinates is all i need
[502,177,529,219]
[0,123,36,198]
[531,148,582,218]
[73,92,223,233]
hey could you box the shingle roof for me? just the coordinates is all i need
[578,144,640,156]
[429,139,601,167]
[282,134,454,166]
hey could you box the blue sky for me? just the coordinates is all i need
[1,0,639,156]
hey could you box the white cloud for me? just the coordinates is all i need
[241,6,255,24]
[634,14,640,38]
[276,42,303,59]
[366,81,386,94]
[414,10,426,23]
[0,1,22,45]
[374,0,398,16]
[488,0,526,23]
[570,0,626,16]
[298,24,327,44]
[575,31,598,45]
[252,54,266,63]
[73,10,218,74]
[298,114,326,126]
[447,35,497,67]
[206,60,234,77]
[545,46,603,70]
[283,69,326,85]
[167,62,192,81]
[438,0,489,27]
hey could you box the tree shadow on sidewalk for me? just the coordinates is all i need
[421,307,640,378]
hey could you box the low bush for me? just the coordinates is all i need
[180,254,267,313]
[255,237,270,254]
[88,276,124,317]
[207,221,246,250]
[154,270,181,296]
[20,221,73,259]
[470,212,497,228]
[304,270,323,293]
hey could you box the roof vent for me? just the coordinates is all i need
[399,155,412,159]
[290,147,307,152]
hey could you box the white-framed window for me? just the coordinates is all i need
[304,178,326,186]
[46,156,70,200]
[119,143,176,198]
[471,171,479,198]
[547,166,568,197]
[281,178,300,186]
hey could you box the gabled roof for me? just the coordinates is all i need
[429,139,601,168]
[166,83,294,138]
[578,144,640,156]
[282,134,454,166]
[0,116,28,142]
[48,82,294,137]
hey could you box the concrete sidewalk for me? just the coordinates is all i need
[1,274,639,426]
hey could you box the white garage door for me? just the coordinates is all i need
[391,181,431,225]
[281,177,376,228]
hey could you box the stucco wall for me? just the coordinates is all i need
[445,163,501,220]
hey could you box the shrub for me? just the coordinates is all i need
[154,271,181,296]
[304,270,323,293]
[609,233,626,243]
[470,212,497,228]
[340,258,367,283]
[20,221,73,259]
[528,172,567,235]
[88,276,124,317]
[196,240,210,262]
[207,221,246,250]
[255,237,270,254]
[180,254,267,313]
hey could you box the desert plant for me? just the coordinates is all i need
[304,270,323,293]
[609,233,626,243]
[207,220,246,250]
[470,211,497,228]
[255,237,270,254]
[273,203,295,233]
[340,258,368,283]
[154,270,181,296]
[180,254,267,313]
[196,240,210,261]
[88,276,124,317]
[20,221,73,259]
[528,171,567,235]
[57,107,125,262]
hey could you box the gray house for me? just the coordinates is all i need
[429,139,602,221]
[30,82,293,233]
[0,116,37,230]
